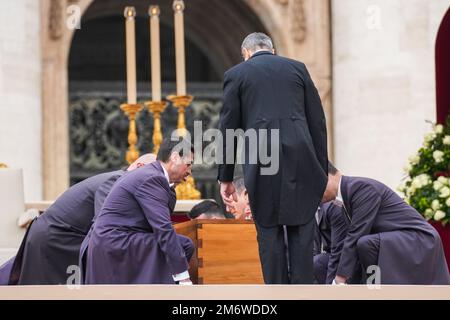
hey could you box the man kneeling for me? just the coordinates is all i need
[85,138,195,284]
[322,162,450,285]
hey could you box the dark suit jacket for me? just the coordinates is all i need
[218,51,328,226]
[314,204,332,254]
[78,170,125,281]
[315,202,351,284]
[338,175,450,284]
[85,162,188,284]
[12,170,122,285]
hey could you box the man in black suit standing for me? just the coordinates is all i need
[218,33,328,284]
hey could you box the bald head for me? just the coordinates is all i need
[127,153,157,171]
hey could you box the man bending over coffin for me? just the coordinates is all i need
[85,138,195,285]
[78,154,157,282]
[313,202,364,284]
[0,154,156,285]
[187,200,226,220]
[321,162,450,284]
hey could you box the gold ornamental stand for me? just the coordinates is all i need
[120,103,143,164]
[167,95,191,137]
[145,101,168,154]
[167,94,201,200]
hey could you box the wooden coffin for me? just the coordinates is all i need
[174,219,264,284]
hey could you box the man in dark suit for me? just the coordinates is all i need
[78,154,157,282]
[314,203,333,284]
[0,154,156,285]
[314,202,362,284]
[218,32,328,284]
[322,162,450,285]
[84,138,195,284]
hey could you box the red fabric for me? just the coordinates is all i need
[171,214,190,223]
[430,221,450,272]
[436,8,450,124]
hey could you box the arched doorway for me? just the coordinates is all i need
[67,0,270,200]
[436,7,450,124]
[41,0,332,200]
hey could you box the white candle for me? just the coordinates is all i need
[124,7,137,104]
[149,6,162,102]
[173,0,186,96]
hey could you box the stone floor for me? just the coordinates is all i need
[0,285,449,300]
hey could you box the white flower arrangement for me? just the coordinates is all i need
[399,119,450,225]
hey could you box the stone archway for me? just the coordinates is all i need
[41,0,332,199]
[41,0,94,200]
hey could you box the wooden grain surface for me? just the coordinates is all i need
[174,220,264,284]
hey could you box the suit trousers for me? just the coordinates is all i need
[0,258,14,285]
[313,252,329,284]
[255,219,314,284]
[177,234,195,262]
[356,233,380,282]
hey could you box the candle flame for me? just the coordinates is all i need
[149,5,160,17]
[124,6,136,18]
[173,0,185,12]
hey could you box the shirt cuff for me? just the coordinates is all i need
[332,278,346,285]
[172,270,190,282]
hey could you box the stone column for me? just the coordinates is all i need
[332,0,450,189]
[41,0,71,200]
[286,0,334,160]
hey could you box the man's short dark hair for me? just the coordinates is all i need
[328,161,339,175]
[157,137,194,163]
[187,200,224,219]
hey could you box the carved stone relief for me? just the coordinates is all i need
[49,0,64,40]
[291,0,307,43]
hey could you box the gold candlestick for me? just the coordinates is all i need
[120,103,143,164]
[167,95,192,137]
[145,101,168,154]
[178,175,201,200]
[166,94,200,200]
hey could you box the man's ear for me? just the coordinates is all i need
[242,48,251,61]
